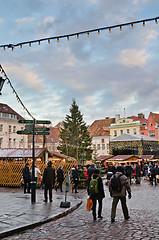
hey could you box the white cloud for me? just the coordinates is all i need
[42,16,55,25]
[15,17,35,25]
[119,49,150,67]
[4,62,45,91]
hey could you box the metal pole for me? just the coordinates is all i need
[31,118,36,203]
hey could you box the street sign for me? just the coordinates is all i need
[17,130,50,135]
[18,120,33,124]
[35,120,51,124]
[35,132,50,135]
[18,120,51,124]
[25,124,34,130]
[17,130,31,135]
[35,127,50,131]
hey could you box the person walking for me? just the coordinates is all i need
[71,165,79,193]
[87,163,97,194]
[134,163,141,184]
[55,165,64,192]
[150,164,157,186]
[124,163,133,185]
[22,163,31,194]
[34,165,42,188]
[89,169,105,221]
[109,166,131,223]
[43,161,55,202]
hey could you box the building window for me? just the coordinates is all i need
[133,128,137,134]
[107,144,109,150]
[93,144,96,149]
[13,126,16,133]
[9,126,12,134]
[127,129,130,134]
[102,144,105,150]
[13,139,16,146]
[9,138,11,147]
[0,124,3,132]
[0,138,2,148]
[149,131,155,137]
[101,139,104,143]
[120,130,123,135]
[97,144,100,150]
[141,132,144,135]
[114,130,117,137]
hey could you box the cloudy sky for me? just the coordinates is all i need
[0,0,159,126]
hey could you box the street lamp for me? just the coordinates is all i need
[0,77,5,95]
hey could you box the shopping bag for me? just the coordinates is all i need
[86,198,93,211]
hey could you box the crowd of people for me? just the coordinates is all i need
[22,159,159,222]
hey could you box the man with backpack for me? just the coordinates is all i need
[89,169,105,221]
[109,166,131,223]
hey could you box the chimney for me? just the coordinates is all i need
[138,113,144,119]
[115,114,120,122]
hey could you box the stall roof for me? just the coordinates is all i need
[96,155,113,161]
[107,155,137,162]
[137,155,154,160]
[0,148,44,158]
[110,134,158,142]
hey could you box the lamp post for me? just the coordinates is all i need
[0,76,5,95]
[31,118,36,203]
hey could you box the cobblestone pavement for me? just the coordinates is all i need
[3,179,159,240]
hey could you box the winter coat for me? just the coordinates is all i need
[57,168,64,182]
[71,168,79,181]
[109,171,131,197]
[43,166,55,186]
[135,164,141,177]
[90,176,105,200]
[22,166,31,181]
[124,165,133,177]
[87,166,96,182]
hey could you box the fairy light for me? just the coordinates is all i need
[0,16,158,50]
[0,64,34,119]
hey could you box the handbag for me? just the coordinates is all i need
[86,198,93,211]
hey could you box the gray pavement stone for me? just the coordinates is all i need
[1,178,159,239]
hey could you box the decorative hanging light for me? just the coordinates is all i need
[109,28,111,33]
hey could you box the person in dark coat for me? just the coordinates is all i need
[135,163,141,184]
[89,169,105,221]
[22,163,31,194]
[55,165,64,192]
[87,163,97,194]
[71,165,79,193]
[43,161,55,202]
[124,163,134,185]
[109,166,131,223]
[150,164,157,186]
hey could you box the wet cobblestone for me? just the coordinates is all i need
[3,179,159,240]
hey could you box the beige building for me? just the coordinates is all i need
[0,103,28,148]
[109,116,141,139]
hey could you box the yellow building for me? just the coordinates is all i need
[109,117,141,139]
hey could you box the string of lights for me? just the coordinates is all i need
[0,16,158,51]
[0,64,34,119]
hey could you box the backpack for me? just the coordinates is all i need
[89,177,99,195]
[110,174,123,192]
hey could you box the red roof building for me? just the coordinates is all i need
[141,112,159,140]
